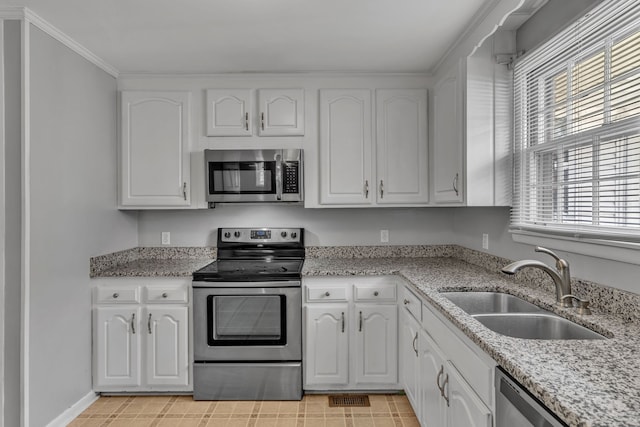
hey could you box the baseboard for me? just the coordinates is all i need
[45,391,99,427]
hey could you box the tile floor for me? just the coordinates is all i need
[69,394,420,426]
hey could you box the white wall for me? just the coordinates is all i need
[138,206,454,247]
[3,19,22,427]
[27,25,138,426]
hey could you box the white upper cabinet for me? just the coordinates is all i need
[319,89,373,205]
[433,66,464,204]
[258,89,305,136]
[119,91,191,208]
[205,89,252,136]
[205,88,304,137]
[319,88,428,207]
[376,89,428,204]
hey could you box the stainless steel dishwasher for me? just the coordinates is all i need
[495,367,568,427]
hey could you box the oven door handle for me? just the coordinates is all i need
[192,281,301,289]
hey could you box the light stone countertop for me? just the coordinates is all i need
[302,257,640,427]
[94,258,213,277]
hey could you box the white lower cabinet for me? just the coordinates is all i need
[93,280,191,392]
[303,277,399,390]
[400,285,494,427]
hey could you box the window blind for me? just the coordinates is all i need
[512,0,640,242]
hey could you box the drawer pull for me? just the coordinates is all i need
[130,313,136,334]
[148,313,152,334]
[113,293,119,299]
[436,365,444,394]
[325,292,330,297]
[341,312,345,333]
[162,293,168,298]
[412,332,418,356]
[404,299,410,305]
[359,311,363,332]
[374,291,379,296]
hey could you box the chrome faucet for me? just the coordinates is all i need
[501,247,572,307]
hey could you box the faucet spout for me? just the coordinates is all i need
[501,248,572,306]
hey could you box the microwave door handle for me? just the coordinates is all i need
[275,155,283,200]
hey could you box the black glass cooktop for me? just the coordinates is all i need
[192,259,304,282]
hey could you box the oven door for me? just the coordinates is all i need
[193,285,301,361]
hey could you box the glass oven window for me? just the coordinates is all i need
[209,161,276,194]
[207,295,287,346]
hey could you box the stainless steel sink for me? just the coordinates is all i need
[442,291,605,340]
[473,313,605,340]
[442,292,546,314]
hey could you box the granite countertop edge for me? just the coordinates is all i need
[302,257,640,427]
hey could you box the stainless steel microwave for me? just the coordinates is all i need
[205,149,303,206]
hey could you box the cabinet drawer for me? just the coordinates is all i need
[95,287,140,304]
[400,286,421,321]
[422,303,493,407]
[145,286,188,304]
[354,284,396,301]
[306,286,348,302]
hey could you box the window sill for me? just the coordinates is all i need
[511,229,640,266]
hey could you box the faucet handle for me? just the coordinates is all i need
[561,294,592,315]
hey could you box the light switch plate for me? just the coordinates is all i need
[161,232,170,245]
[381,229,389,243]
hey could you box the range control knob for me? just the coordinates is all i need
[281,231,288,238]
[234,231,241,238]
[291,232,297,239]
[224,232,231,238]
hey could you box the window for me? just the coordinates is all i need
[512,0,640,242]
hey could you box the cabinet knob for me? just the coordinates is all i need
[374,291,379,296]
[325,292,330,297]
[113,293,119,299]
[162,293,168,298]
[404,299,410,305]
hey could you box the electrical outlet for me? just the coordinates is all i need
[482,233,489,250]
[380,229,389,243]
[161,232,171,245]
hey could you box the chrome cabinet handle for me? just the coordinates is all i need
[364,180,369,198]
[412,332,418,356]
[359,311,363,332]
[380,180,384,199]
[341,312,345,333]
[442,373,450,407]
[324,291,330,297]
[436,365,444,394]
[183,182,187,201]
[147,313,152,334]
[162,293,168,298]
[452,173,459,196]
[130,313,136,334]
[245,112,249,131]
[374,291,379,297]
[404,299,410,305]
[261,112,265,130]
[112,293,119,299]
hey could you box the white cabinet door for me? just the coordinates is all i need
[445,362,492,427]
[206,89,252,136]
[400,310,421,417]
[375,89,429,204]
[420,329,447,427]
[433,67,464,204]
[258,89,305,136]
[145,307,189,387]
[354,304,398,385]
[319,89,373,205]
[94,307,141,388]
[120,91,191,208]
[305,304,349,386]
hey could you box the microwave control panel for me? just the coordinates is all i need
[283,162,299,194]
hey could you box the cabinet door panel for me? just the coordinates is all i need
[145,307,189,387]
[400,310,421,416]
[258,89,304,136]
[420,330,447,427]
[355,304,398,384]
[376,89,429,204]
[445,362,492,427]
[206,89,252,136]
[94,307,141,388]
[120,91,191,207]
[304,304,349,385]
[433,68,463,204]
[319,89,372,205]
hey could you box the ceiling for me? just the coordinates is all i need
[1,0,496,74]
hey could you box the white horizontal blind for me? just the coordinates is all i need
[512,0,640,241]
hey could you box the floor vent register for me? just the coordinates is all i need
[328,395,371,407]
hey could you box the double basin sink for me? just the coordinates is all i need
[442,292,605,340]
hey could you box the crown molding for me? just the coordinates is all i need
[0,7,119,78]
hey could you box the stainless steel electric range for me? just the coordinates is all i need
[192,227,304,401]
